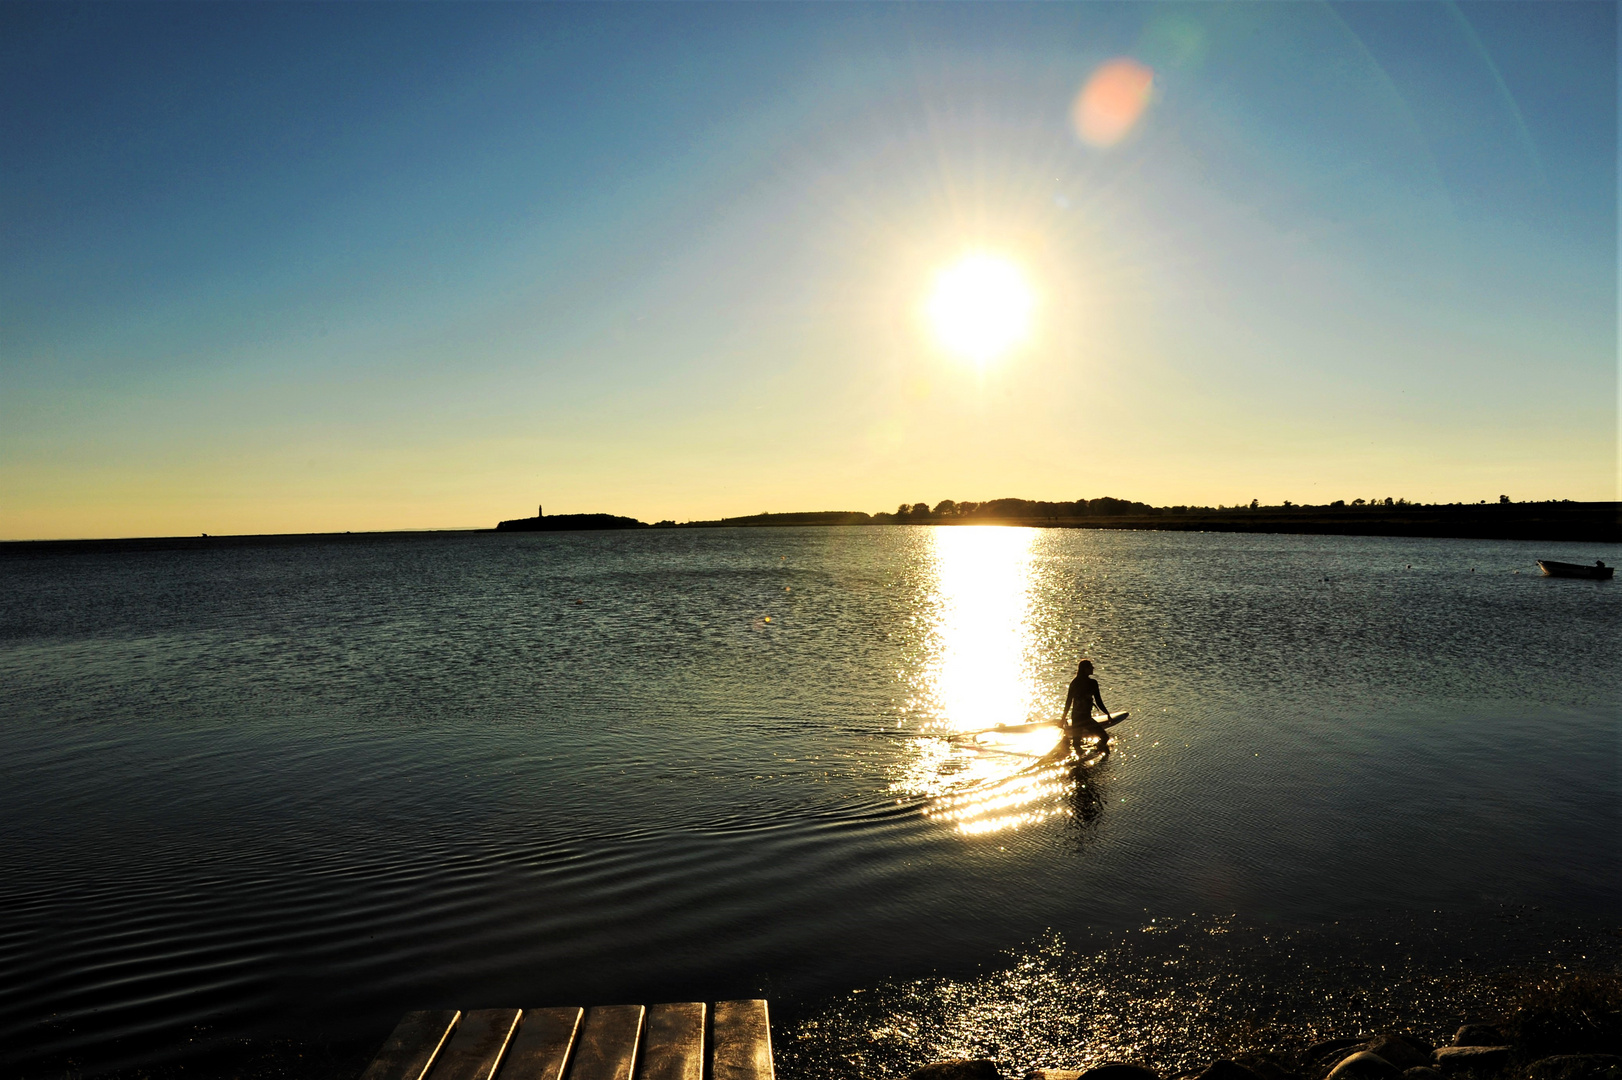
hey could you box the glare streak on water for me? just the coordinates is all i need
[0,527,1617,1077]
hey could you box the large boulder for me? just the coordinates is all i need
[912,1061,1003,1080]
[1326,1052,1405,1080]
[1525,1056,1622,1080]
[1431,1047,1512,1073]
[1366,1038,1434,1071]
[1079,1065,1160,1080]
[1310,1042,1376,1067]
[1452,1027,1507,1048]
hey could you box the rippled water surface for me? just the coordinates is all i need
[0,527,1616,1077]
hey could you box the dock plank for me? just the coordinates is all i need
[638,1003,705,1080]
[566,1005,644,1080]
[499,1007,584,1080]
[427,1008,521,1080]
[360,1010,462,1080]
[712,1000,773,1080]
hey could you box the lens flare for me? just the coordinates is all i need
[1073,58,1155,147]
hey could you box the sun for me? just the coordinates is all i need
[924,252,1035,365]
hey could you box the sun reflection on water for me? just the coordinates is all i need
[894,527,1090,835]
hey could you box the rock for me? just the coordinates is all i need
[1326,1052,1405,1080]
[912,1061,1003,1080]
[1025,1072,1084,1080]
[1197,1061,1268,1080]
[1453,1027,1507,1048]
[1366,1038,1435,1071]
[1310,1042,1377,1066]
[1404,1069,1443,1080]
[1078,1065,1160,1080]
[1525,1056,1622,1080]
[1431,1047,1512,1073]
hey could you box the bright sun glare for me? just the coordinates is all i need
[925,252,1035,365]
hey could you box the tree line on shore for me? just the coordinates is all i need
[497,496,1614,542]
[718,494,1589,526]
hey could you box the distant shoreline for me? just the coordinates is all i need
[687,504,1620,544]
[493,501,1619,544]
[6,501,1617,549]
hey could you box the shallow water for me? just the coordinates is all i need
[0,527,1616,1077]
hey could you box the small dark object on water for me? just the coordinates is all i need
[1537,559,1614,580]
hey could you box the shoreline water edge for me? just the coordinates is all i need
[777,916,1621,1080]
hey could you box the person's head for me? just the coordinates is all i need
[1076,658,1094,676]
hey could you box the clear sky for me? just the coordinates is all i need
[1,2,1615,539]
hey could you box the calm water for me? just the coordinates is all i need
[0,527,1616,1078]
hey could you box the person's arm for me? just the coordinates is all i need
[1090,680,1109,720]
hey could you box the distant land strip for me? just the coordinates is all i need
[496,499,1620,543]
[5,499,1615,549]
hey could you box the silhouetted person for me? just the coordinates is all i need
[1061,659,1116,753]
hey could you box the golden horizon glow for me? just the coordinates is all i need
[924,252,1036,366]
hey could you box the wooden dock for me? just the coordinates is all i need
[359,1000,774,1080]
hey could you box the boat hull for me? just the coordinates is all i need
[1537,559,1614,580]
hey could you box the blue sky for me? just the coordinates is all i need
[1,2,1614,538]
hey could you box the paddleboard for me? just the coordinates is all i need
[961,711,1129,737]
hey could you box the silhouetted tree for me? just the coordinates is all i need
[933,499,957,517]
